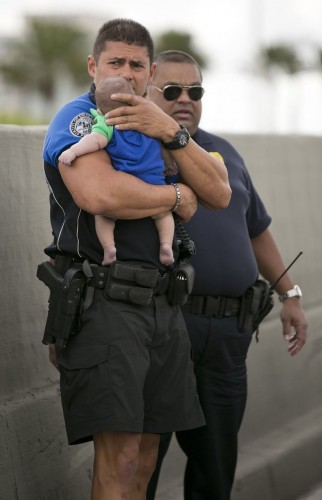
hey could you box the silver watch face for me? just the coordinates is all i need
[279,285,302,301]
[292,285,302,297]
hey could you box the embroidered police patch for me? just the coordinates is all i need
[70,112,93,137]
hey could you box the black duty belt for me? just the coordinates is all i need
[182,294,241,318]
[88,262,171,296]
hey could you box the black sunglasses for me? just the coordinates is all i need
[151,84,205,101]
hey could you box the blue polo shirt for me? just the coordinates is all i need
[42,91,177,268]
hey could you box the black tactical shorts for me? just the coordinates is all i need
[56,289,205,444]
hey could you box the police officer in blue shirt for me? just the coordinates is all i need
[41,20,231,500]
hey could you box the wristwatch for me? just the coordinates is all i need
[278,285,302,302]
[163,124,190,150]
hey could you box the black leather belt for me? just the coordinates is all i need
[182,294,241,318]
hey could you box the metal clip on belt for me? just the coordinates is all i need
[182,294,241,318]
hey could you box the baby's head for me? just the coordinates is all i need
[95,77,134,114]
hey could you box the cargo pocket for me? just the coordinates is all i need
[58,345,113,420]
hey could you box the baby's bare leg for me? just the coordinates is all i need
[95,215,117,265]
[152,212,175,266]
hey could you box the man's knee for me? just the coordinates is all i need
[93,431,141,486]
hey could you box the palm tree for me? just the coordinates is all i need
[0,21,208,123]
[253,43,304,132]
[155,30,208,69]
[257,43,302,75]
[0,18,90,101]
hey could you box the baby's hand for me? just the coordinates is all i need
[59,150,77,165]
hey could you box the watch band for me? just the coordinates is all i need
[278,285,302,302]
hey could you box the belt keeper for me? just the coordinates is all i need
[89,265,108,289]
[204,296,221,317]
[218,296,227,318]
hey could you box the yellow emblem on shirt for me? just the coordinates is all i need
[209,151,224,162]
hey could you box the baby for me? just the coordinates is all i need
[59,76,175,266]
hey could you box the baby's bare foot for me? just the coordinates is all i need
[102,244,117,265]
[160,243,174,266]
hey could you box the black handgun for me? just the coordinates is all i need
[37,260,64,291]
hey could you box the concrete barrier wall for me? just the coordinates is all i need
[225,134,322,500]
[154,133,322,500]
[1,125,321,500]
[0,125,92,500]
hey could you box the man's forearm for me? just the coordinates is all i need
[99,181,177,219]
[104,95,231,211]
[169,140,231,210]
[59,150,180,219]
[251,229,295,294]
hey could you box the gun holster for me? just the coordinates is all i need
[238,279,274,334]
[37,257,87,349]
[252,280,274,333]
[167,260,195,306]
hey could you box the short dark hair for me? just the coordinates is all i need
[153,50,202,80]
[93,18,154,64]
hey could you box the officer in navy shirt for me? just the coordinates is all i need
[147,50,307,500]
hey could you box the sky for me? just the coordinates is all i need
[1,0,322,134]
[2,0,322,70]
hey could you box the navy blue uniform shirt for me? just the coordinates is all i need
[185,128,271,296]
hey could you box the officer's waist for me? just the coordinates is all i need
[182,294,241,317]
